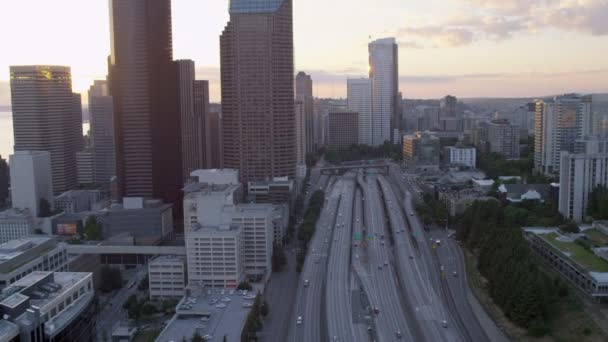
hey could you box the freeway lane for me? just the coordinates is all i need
[378,174,464,342]
[326,175,361,341]
[289,177,339,342]
[362,172,412,342]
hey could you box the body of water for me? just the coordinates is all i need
[0,111,89,161]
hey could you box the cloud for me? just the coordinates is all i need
[397,0,608,48]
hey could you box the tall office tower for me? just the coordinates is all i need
[9,151,53,217]
[328,112,359,151]
[347,78,371,145]
[295,101,307,178]
[76,148,94,185]
[194,80,211,168]
[0,156,8,206]
[9,66,82,195]
[177,60,206,181]
[592,94,608,137]
[535,94,592,176]
[108,0,182,209]
[206,109,223,169]
[296,72,314,154]
[221,0,296,184]
[559,152,608,223]
[369,37,399,145]
[88,80,115,185]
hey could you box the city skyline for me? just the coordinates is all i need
[1,0,608,105]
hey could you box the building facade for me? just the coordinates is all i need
[535,94,592,176]
[194,80,211,169]
[402,132,440,172]
[177,60,207,181]
[487,119,520,160]
[0,271,97,341]
[9,66,82,195]
[0,156,7,207]
[444,146,476,168]
[559,153,608,222]
[0,236,68,289]
[76,148,94,185]
[295,100,307,174]
[296,72,315,154]
[369,38,399,145]
[88,80,116,185]
[185,225,243,288]
[9,151,53,217]
[148,255,186,299]
[328,112,359,151]
[220,0,296,183]
[347,78,372,146]
[54,190,103,214]
[108,0,183,210]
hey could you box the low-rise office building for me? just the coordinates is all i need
[0,236,68,289]
[403,132,441,173]
[0,209,36,244]
[96,197,174,244]
[524,228,608,301]
[148,255,186,300]
[186,224,242,289]
[0,271,97,341]
[54,190,105,214]
[443,146,476,168]
[247,177,296,213]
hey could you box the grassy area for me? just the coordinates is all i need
[542,233,608,272]
[464,250,608,341]
[584,229,608,247]
[133,329,162,342]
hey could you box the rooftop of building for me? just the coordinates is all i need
[0,236,59,264]
[1,272,91,315]
[190,223,240,236]
[156,287,254,342]
[0,208,33,220]
[0,319,19,341]
[230,0,285,14]
[472,179,495,186]
[248,177,294,187]
[498,183,551,199]
[525,228,608,275]
[189,169,240,186]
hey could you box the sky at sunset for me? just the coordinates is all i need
[1,0,608,104]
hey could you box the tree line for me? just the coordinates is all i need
[456,200,569,337]
[296,190,325,272]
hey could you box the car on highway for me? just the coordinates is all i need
[314,258,320,264]
[297,316,303,325]
[377,265,383,269]
[396,331,402,338]
[409,255,414,259]
[373,307,380,314]
[202,335,213,341]
[441,320,448,328]
[453,271,458,277]
[304,279,309,287]
[384,260,389,266]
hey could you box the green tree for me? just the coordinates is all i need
[260,300,269,317]
[587,185,608,220]
[191,332,204,342]
[559,221,580,234]
[141,302,158,317]
[237,281,252,291]
[272,243,287,272]
[84,215,103,240]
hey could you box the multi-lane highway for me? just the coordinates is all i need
[287,162,503,342]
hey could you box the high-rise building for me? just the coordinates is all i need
[108,0,182,209]
[535,94,591,176]
[296,72,315,154]
[559,152,608,222]
[76,148,94,185]
[221,0,296,184]
[487,119,520,160]
[177,60,207,181]
[328,112,359,151]
[88,80,116,185]
[369,38,399,145]
[9,151,53,217]
[206,108,223,169]
[0,209,36,244]
[440,95,458,118]
[10,66,82,194]
[0,156,8,207]
[347,78,372,145]
[194,80,211,168]
[295,100,307,178]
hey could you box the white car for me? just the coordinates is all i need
[297,316,303,325]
